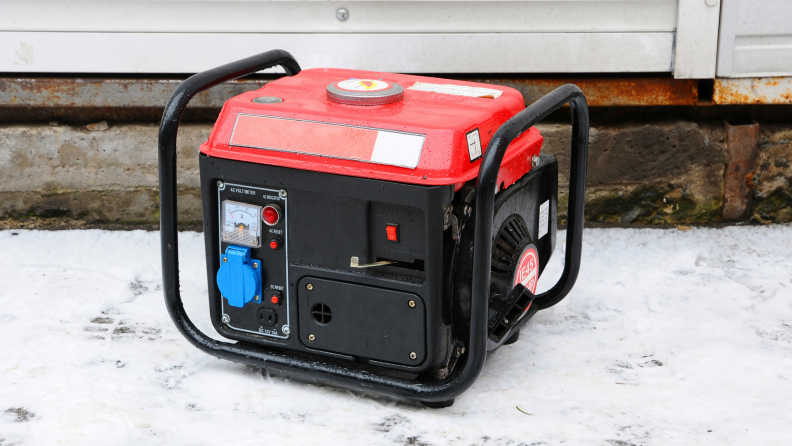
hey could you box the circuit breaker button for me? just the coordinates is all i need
[270,290,282,305]
[386,224,399,242]
[268,236,283,250]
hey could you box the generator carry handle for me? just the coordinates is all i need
[159,50,587,404]
[475,84,589,312]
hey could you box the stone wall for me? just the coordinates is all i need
[753,125,792,223]
[537,122,728,224]
[0,120,790,229]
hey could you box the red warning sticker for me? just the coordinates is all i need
[512,246,539,294]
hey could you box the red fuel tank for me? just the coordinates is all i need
[201,68,542,190]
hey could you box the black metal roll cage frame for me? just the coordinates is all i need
[158,49,588,403]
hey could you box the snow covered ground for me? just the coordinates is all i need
[1,226,791,445]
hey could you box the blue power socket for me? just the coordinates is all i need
[216,245,262,308]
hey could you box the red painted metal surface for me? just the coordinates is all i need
[201,68,543,189]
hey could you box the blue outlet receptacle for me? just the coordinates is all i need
[216,245,262,308]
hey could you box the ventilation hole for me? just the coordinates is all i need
[504,231,519,246]
[491,215,532,280]
[495,243,514,257]
[505,227,522,245]
[311,303,332,325]
[510,221,524,238]
[492,253,512,263]
[517,222,530,238]
[496,237,518,251]
[497,234,518,250]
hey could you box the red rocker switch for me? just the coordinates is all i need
[386,224,399,242]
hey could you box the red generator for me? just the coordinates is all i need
[158,50,589,408]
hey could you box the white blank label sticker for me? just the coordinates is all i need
[408,82,503,98]
[466,129,482,162]
[538,200,549,239]
[370,131,425,169]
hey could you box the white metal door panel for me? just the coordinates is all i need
[0,32,675,73]
[0,1,678,33]
[0,0,678,74]
[717,0,792,77]
[673,0,722,79]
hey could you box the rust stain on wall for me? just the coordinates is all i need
[1,76,700,108]
[474,77,699,106]
[0,78,269,108]
[722,123,760,221]
[714,77,792,104]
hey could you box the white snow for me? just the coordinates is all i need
[1,226,791,445]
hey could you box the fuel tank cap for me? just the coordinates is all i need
[326,79,404,105]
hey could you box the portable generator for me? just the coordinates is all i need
[158,50,588,408]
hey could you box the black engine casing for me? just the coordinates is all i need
[199,152,557,380]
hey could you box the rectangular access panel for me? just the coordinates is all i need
[297,277,426,367]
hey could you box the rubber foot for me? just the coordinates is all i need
[420,399,455,409]
[503,330,520,345]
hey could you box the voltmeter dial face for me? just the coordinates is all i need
[221,200,262,248]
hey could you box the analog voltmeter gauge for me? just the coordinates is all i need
[221,200,262,248]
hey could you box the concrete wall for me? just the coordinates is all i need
[1,120,790,229]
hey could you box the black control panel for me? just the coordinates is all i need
[217,182,290,339]
[200,154,456,374]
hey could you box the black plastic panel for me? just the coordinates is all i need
[199,154,455,374]
[370,202,425,265]
[298,277,426,366]
[217,183,290,339]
